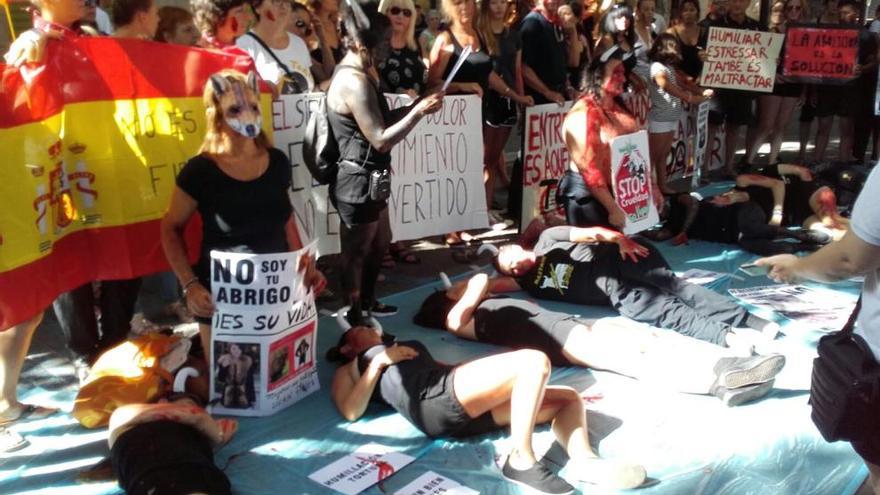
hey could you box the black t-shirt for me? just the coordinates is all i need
[176,148,292,286]
[378,46,426,94]
[519,11,567,104]
[492,28,522,88]
[682,199,742,243]
[515,226,614,305]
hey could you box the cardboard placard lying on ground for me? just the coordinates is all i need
[701,27,784,92]
[729,284,858,331]
[209,243,319,416]
[309,444,416,495]
[783,25,860,84]
[610,131,659,235]
[521,101,573,229]
[393,471,479,495]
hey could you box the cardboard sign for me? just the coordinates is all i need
[393,472,479,495]
[701,27,784,92]
[610,131,659,234]
[386,94,488,241]
[783,25,860,83]
[309,444,416,495]
[521,101,573,228]
[209,243,320,416]
[729,285,858,331]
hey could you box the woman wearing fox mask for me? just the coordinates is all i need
[326,0,443,326]
[160,70,326,370]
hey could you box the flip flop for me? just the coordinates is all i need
[0,404,59,427]
[0,427,28,453]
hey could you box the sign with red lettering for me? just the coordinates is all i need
[783,25,860,83]
[700,27,784,92]
[520,101,573,229]
[611,131,659,234]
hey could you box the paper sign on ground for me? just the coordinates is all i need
[783,25,860,84]
[521,101,573,228]
[701,27,784,92]
[309,444,416,495]
[729,284,857,331]
[610,131,659,235]
[386,94,488,240]
[393,471,479,495]
[209,242,319,416]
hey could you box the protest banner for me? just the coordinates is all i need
[393,472,479,495]
[610,131,659,234]
[701,27,784,92]
[209,242,319,416]
[783,25,860,83]
[273,93,341,256]
[386,94,488,240]
[521,101,573,228]
[729,285,858,331]
[0,37,263,329]
[309,444,416,495]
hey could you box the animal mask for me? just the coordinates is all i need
[210,71,263,138]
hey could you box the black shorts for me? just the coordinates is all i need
[111,420,231,495]
[484,90,518,128]
[474,297,579,366]
[815,85,858,118]
[416,368,499,438]
[772,82,802,98]
[555,170,612,228]
[719,90,756,126]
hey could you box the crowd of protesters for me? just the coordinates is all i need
[3,0,880,492]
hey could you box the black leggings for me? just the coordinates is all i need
[556,170,612,228]
[339,205,392,322]
[737,202,818,256]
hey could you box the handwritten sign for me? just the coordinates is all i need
[610,131,659,234]
[387,94,488,240]
[393,472,479,495]
[783,25,859,83]
[309,444,416,495]
[209,242,319,416]
[701,27,784,92]
[521,101,573,228]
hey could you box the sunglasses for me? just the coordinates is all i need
[785,5,802,10]
[389,6,413,17]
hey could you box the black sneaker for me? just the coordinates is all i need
[713,354,786,389]
[363,302,398,317]
[711,379,775,407]
[502,458,574,495]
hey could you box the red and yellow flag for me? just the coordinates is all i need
[0,37,267,329]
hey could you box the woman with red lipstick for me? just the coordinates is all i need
[556,46,663,230]
[192,0,254,49]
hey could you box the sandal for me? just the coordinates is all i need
[0,403,59,427]
[0,427,27,453]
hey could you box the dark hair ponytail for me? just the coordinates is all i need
[340,0,390,53]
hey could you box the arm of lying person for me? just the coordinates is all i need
[487,276,522,293]
[777,164,813,181]
[108,403,235,450]
[736,174,786,224]
[446,274,490,333]
[332,347,417,421]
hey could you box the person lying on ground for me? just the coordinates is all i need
[327,326,647,494]
[489,226,780,351]
[414,273,786,406]
[108,392,238,495]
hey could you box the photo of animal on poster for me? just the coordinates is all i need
[213,341,261,410]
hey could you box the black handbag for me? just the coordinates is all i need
[810,297,880,442]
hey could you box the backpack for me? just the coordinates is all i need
[302,96,339,185]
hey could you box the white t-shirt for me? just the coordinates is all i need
[852,166,880,359]
[236,32,314,94]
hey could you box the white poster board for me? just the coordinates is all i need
[729,285,858,332]
[393,472,479,495]
[309,443,416,495]
[273,94,341,256]
[209,243,320,416]
[700,27,784,93]
[610,131,659,235]
[521,101,573,229]
[386,94,487,240]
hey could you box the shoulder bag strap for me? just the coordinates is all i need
[246,32,299,83]
[842,296,863,336]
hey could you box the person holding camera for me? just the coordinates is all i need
[327,0,443,326]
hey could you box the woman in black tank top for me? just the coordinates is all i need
[413,273,787,403]
[326,0,443,325]
[327,324,647,493]
[668,0,704,80]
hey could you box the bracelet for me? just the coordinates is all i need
[182,277,200,296]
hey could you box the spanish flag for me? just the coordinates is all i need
[0,37,265,329]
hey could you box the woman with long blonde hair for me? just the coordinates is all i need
[161,70,325,363]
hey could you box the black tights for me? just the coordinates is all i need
[339,207,392,324]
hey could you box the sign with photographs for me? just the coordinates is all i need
[209,242,319,416]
